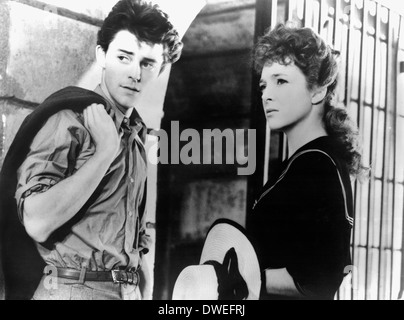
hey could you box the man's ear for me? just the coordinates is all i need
[95,45,106,69]
[312,86,327,105]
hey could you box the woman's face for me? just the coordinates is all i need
[259,61,314,132]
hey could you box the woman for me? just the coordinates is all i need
[248,24,367,300]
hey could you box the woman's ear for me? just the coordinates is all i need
[95,45,106,69]
[312,86,328,105]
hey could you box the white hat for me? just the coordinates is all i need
[172,219,261,300]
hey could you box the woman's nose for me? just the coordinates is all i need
[262,86,273,102]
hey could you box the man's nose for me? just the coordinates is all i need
[130,62,141,83]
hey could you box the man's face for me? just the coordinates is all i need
[97,30,164,111]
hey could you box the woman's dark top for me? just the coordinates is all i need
[248,136,353,300]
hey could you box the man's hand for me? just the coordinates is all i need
[83,104,120,161]
[23,103,122,243]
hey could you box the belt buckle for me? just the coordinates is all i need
[111,269,138,285]
[111,269,124,284]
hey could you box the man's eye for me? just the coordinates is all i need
[118,55,130,62]
[259,84,266,92]
[141,62,156,70]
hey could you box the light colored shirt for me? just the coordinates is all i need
[15,85,150,271]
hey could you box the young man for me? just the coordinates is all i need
[0,0,182,300]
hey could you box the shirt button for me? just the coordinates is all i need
[130,178,135,184]
[128,211,133,217]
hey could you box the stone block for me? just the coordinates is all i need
[37,0,208,37]
[32,0,115,20]
[1,1,99,104]
[0,100,32,166]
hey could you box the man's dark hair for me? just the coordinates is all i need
[98,0,183,71]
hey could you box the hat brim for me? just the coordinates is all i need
[200,219,261,300]
[172,264,219,300]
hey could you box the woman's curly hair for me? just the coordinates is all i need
[253,23,368,178]
[98,0,183,73]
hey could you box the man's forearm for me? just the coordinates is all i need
[23,150,114,243]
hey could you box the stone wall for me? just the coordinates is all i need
[0,0,111,163]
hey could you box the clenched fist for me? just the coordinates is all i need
[83,103,120,161]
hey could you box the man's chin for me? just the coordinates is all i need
[117,98,138,110]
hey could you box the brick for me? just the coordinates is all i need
[1,1,99,103]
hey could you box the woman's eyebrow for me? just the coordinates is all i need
[272,73,288,77]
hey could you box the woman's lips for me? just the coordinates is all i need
[265,108,279,115]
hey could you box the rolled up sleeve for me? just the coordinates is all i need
[15,110,92,223]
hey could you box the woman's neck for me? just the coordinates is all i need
[285,119,328,158]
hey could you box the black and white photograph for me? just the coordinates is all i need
[0,0,403,305]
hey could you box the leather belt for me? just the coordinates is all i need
[46,267,140,285]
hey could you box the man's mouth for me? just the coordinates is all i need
[122,86,140,93]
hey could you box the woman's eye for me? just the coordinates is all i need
[259,84,266,91]
[277,79,287,85]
